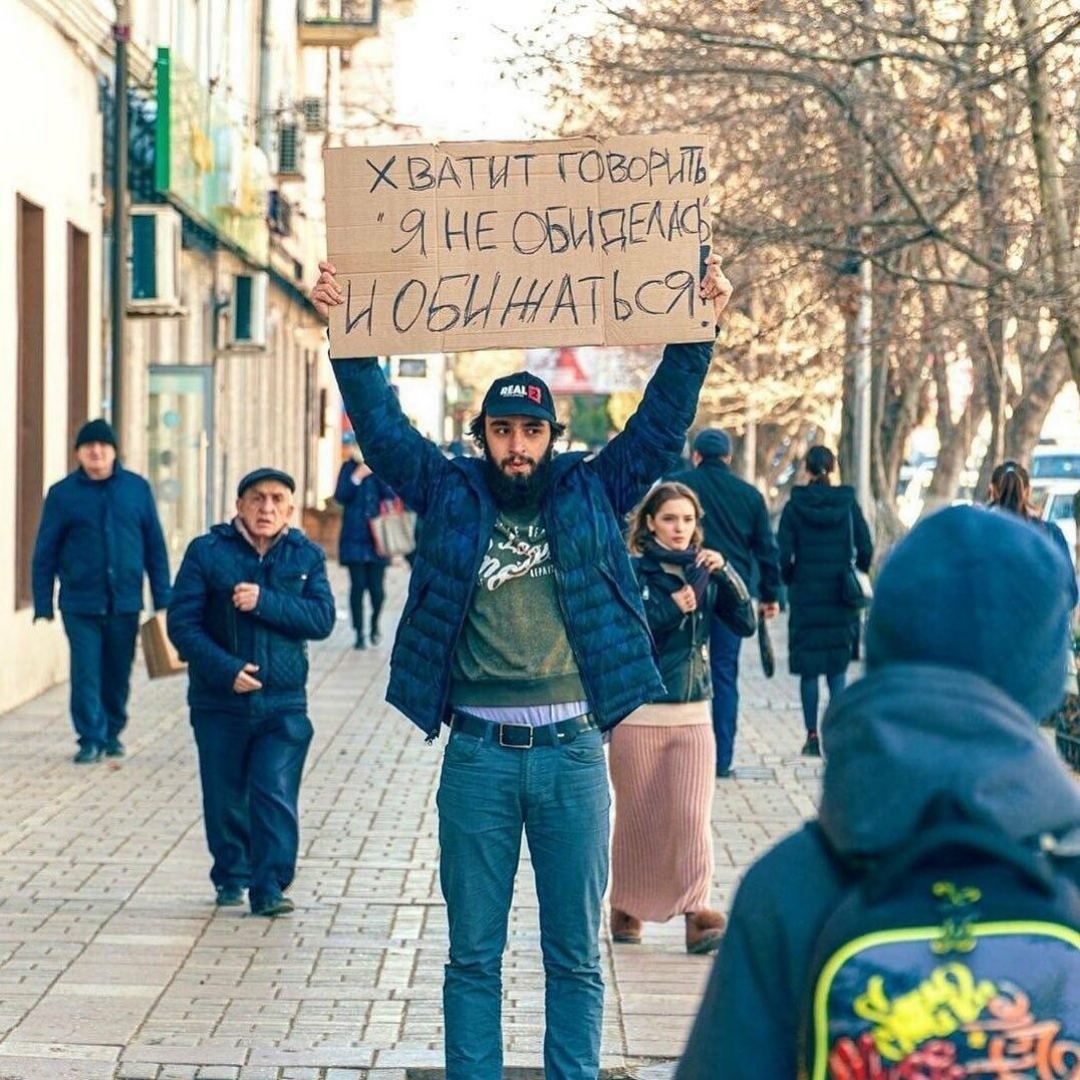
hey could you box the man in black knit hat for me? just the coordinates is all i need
[32,419,172,762]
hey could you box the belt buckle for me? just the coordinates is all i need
[498,723,533,749]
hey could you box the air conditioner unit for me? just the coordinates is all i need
[228,271,268,348]
[277,122,304,178]
[302,97,326,132]
[128,205,184,315]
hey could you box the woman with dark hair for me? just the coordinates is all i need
[609,482,755,954]
[334,447,395,649]
[988,460,1078,607]
[777,446,873,756]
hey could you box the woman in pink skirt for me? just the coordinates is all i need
[610,482,756,953]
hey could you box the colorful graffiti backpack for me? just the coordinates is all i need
[800,809,1080,1080]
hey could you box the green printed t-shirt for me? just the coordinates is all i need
[450,506,585,707]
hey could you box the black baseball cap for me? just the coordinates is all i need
[237,467,296,498]
[482,371,556,423]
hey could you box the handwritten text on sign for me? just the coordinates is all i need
[324,135,713,356]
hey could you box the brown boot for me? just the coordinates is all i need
[611,907,643,944]
[685,909,726,955]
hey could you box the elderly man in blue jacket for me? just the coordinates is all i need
[167,468,336,917]
[32,419,171,763]
[312,255,732,1080]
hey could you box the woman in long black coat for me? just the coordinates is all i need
[777,446,872,756]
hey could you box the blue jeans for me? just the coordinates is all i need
[61,612,140,749]
[799,671,848,732]
[437,726,610,1080]
[191,711,313,908]
[709,616,743,773]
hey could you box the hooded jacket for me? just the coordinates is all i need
[777,483,873,676]
[675,664,1080,1079]
[677,505,1079,1079]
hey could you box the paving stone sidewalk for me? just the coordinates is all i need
[0,567,821,1080]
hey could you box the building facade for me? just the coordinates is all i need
[1,0,380,713]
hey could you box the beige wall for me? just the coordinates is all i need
[0,2,107,713]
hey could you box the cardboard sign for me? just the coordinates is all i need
[324,134,713,356]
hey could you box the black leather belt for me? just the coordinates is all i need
[450,711,598,749]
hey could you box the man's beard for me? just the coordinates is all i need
[483,447,555,511]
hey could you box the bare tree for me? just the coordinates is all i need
[510,0,1080,521]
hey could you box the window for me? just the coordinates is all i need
[16,197,45,610]
[228,272,267,347]
[1048,494,1077,524]
[1032,453,1080,481]
[67,224,90,457]
[130,213,157,299]
[398,357,428,378]
[234,274,252,340]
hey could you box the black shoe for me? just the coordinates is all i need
[73,745,102,764]
[104,738,125,758]
[370,628,382,646]
[716,766,735,780]
[354,636,366,650]
[801,732,821,757]
[251,894,294,917]
[215,885,245,907]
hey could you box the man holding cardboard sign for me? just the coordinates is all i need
[314,134,730,1080]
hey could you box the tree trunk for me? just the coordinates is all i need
[925,349,988,516]
[1004,343,1069,464]
[838,276,858,485]
[1012,0,1080,390]
[973,304,1009,499]
[961,1,1011,502]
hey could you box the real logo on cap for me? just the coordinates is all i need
[499,385,544,404]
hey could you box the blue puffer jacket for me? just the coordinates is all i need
[167,523,336,716]
[334,461,394,565]
[32,464,171,618]
[331,340,714,737]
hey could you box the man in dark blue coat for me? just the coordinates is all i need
[167,468,336,917]
[32,419,171,763]
[675,429,781,777]
[312,255,732,1080]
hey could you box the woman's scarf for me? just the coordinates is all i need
[642,538,711,608]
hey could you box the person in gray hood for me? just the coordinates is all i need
[676,503,1080,1079]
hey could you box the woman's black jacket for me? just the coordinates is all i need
[632,553,725,704]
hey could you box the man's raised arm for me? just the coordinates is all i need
[589,253,733,518]
[313,261,448,516]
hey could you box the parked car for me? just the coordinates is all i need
[1032,480,1079,571]
[1031,445,1080,486]
[896,458,979,528]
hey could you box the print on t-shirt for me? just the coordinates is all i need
[478,516,553,591]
